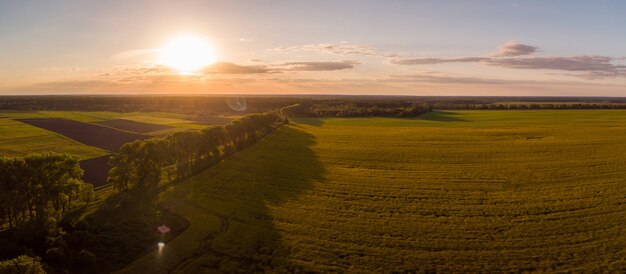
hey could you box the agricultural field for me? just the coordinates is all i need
[0,117,106,159]
[121,110,626,273]
[0,111,215,137]
[0,111,231,185]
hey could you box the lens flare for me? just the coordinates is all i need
[158,225,171,234]
[158,241,165,255]
[227,97,247,112]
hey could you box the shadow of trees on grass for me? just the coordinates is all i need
[292,117,325,127]
[415,111,469,122]
[122,126,325,273]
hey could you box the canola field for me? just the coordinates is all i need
[122,110,626,273]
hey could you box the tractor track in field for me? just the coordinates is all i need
[169,212,230,273]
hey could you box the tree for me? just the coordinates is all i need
[108,139,167,194]
[0,255,46,274]
[0,153,87,235]
[106,109,288,200]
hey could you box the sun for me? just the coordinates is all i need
[158,34,216,74]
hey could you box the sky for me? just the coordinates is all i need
[0,0,625,96]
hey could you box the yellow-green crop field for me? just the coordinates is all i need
[120,110,626,273]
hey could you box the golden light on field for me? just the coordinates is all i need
[158,34,216,74]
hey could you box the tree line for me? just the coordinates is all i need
[0,153,93,236]
[0,95,300,115]
[0,110,287,271]
[107,110,288,196]
[432,102,626,110]
[284,100,432,118]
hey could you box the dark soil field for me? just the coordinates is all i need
[17,118,149,152]
[95,119,172,133]
[79,155,111,187]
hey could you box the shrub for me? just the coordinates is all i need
[0,255,46,274]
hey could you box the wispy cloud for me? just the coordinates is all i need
[386,73,525,85]
[43,67,85,73]
[99,59,362,78]
[493,41,538,57]
[485,55,626,77]
[280,60,360,71]
[204,62,275,74]
[278,42,377,56]
[203,60,361,74]
[112,48,157,61]
[389,57,488,65]
[277,42,398,57]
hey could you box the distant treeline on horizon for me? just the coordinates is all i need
[0,95,625,114]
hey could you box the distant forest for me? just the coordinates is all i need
[0,95,625,115]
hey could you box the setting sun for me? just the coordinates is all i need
[158,34,216,74]
[2,2,626,273]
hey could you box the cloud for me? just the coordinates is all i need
[389,57,488,65]
[280,60,361,71]
[390,55,626,77]
[203,60,361,74]
[486,55,623,71]
[99,60,361,78]
[388,39,626,79]
[278,42,378,56]
[494,41,538,57]
[385,73,626,89]
[386,74,523,85]
[43,67,85,73]
[485,56,626,79]
[204,62,275,74]
[388,41,539,65]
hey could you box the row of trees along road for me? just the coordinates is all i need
[0,153,93,237]
[107,110,288,197]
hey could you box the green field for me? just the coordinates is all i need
[0,111,209,136]
[0,111,217,158]
[119,110,626,273]
[0,117,107,159]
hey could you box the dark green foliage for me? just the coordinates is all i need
[285,100,431,117]
[0,255,46,274]
[67,195,188,273]
[107,110,287,196]
[0,95,300,114]
[433,102,626,109]
[0,153,88,239]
